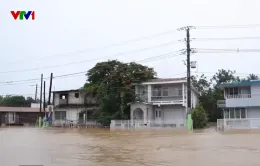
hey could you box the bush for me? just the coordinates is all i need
[192,104,207,129]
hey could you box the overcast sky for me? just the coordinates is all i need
[0,0,260,98]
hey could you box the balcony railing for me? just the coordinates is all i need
[151,89,182,97]
[225,94,251,99]
[135,94,148,102]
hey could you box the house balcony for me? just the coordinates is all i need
[223,94,260,107]
[135,90,184,105]
[217,100,226,108]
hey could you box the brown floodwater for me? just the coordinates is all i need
[0,127,260,166]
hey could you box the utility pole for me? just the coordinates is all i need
[43,81,46,113]
[35,84,38,101]
[48,73,53,105]
[40,74,43,115]
[178,26,194,114]
[186,27,191,113]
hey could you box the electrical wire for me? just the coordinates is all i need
[0,52,183,86]
[195,24,260,29]
[2,29,179,65]
[194,37,260,41]
[0,41,181,74]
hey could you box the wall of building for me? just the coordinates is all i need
[54,107,84,122]
[130,102,152,122]
[247,107,260,128]
[159,105,185,121]
[67,92,84,105]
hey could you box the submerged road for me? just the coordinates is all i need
[0,127,260,166]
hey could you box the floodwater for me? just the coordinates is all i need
[0,128,260,166]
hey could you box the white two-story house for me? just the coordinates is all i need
[110,78,200,129]
[217,80,260,129]
[53,89,98,125]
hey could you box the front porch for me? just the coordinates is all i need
[110,102,187,130]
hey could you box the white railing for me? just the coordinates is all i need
[225,94,251,99]
[110,119,186,129]
[52,119,99,127]
[217,118,260,131]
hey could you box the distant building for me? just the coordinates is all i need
[52,89,98,125]
[0,105,40,126]
[110,77,200,130]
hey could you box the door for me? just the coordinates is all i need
[155,108,162,123]
[8,113,15,124]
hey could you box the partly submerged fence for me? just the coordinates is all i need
[52,119,100,127]
[217,118,260,131]
[110,119,187,130]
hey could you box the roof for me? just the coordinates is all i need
[0,107,39,112]
[219,80,260,88]
[140,77,187,85]
[52,89,79,93]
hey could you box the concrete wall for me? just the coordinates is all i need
[67,92,84,104]
[53,91,85,106]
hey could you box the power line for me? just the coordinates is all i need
[194,37,260,41]
[195,48,260,53]
[2,29,179,65]
[0,52,183,86]
[195,24,260,29]
[0,41,181,74]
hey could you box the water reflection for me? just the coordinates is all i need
[0,127,260,166]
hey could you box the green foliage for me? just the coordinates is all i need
[83,60,156,125]
[0,96,36,107]
[192,104,207,129]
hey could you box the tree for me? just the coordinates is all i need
[191,74,211,94]
[211,69,237,86]
[84,60,157,125]
[0,96,28,107]
[0,95,36,107]
[192,104,207,129]
[247,74,259,80]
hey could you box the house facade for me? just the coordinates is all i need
[217,80,260,130]
[52,89,98,126]
[110,78,200,129]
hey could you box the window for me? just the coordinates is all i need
[162,87,168,96]
[75,93,79,98]
[55,111,66,120]
[224,108,246,119]
[60,94,67,99]
[230,108,235,118]
[241,108,246,118]
[158,111,161,117]
[235,108,240,118]
[155,110,158,117]
[178,89,182,96]
[234,88,239,95]
[224,110,229,119]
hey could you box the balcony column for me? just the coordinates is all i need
[182,83,185,106]
[148,85,151,102]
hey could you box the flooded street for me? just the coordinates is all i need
[0,128,260,166]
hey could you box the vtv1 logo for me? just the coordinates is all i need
[11,11,35,20]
